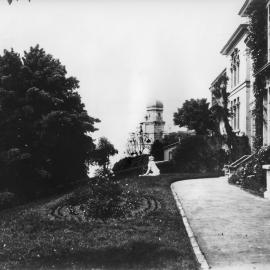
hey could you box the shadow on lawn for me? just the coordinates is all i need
[22,240,185,269]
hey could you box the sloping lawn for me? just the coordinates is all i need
[0,173,218,270]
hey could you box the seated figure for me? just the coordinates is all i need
[139,155,160,176]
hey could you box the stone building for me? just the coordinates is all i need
[210,23,254,141]
[239,0,270,146]
[126,100,165,156]
[221,23,254,142]
[210,3,257,148]
[140,100,165,145]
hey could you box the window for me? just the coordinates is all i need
[230,98,240,131]
[230,49,240,88]
[237,97,240,130]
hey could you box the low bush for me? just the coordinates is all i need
[232,135,251,161]
[156,161,175,173]
[0,191,16,210]
[171,135,226,174]
[113,155,148,172]
[228,145,269,194]
[88,168,123,220]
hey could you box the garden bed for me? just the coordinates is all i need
[0,173,218,269]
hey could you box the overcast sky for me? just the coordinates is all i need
[0,0,245,159]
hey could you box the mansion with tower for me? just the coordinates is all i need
[127,100,165,156]
[140,100,165,144]
[210,0,270,150]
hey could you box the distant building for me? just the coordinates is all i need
[140,100,165,144]
[126,100,165,156]
[163,142,178,161]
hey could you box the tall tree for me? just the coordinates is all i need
[0,45,99,195]
[92,137,118,169]
[173,98,214,135]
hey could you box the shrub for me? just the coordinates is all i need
[171,135,225,174]
[228,145,269,194]
[150,140,164,161]
[0,191,16,210]
[88,168,123,220]
[231,135,251,161]
[113,155,148,176]
[156,161,175,174]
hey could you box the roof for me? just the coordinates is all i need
[238,0,252,17]
[163,142,179,150]
[209,69,226,90]
[238,0,261,17]
[220,24,248,55]
[146,100,163,109]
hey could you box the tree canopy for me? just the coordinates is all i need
[92,137,118,169]
[0,45,99,195]
[173,98,214,135]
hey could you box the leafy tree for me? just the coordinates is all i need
[93,137,118,169]
[173,98,214,135]
[150,140,164,161]
[0,45,99,196]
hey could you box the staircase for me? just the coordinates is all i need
[224,154,253,176]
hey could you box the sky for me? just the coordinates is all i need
[0,0,245,161]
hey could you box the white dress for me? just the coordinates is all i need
[147,161,160,176]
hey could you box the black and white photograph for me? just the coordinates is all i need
[0,0,269,269]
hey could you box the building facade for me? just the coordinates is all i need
[164,142,178,161]
[140,100,165,144]
[126,100,165,156]
[210,2,259,149]
[222,24,254,142]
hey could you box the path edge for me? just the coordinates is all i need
[171,184,210,270]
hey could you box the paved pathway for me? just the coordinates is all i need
[172,177,270,270]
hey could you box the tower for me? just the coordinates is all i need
[141,100,165,145]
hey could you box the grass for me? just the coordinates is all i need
[0,172,218,270]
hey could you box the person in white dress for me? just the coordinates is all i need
[139,155,160,176]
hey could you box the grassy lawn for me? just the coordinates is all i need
[0,173,218,270]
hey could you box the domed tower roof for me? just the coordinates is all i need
[146,100,163,109]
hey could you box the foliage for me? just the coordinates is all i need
[210,73,242,160]
[247,0,268,149]
[228,145,270,194]
[0,191,16,210]
[173,98,215,135]
[150,140,164,161]
[92,137,118,169]
[88,168,123,220]
[210,74,231,135]
[0,46,99,196]
[171,135,226,173]
[0,173,208,269]
[162,131,193,147]
[113,154,148,173]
